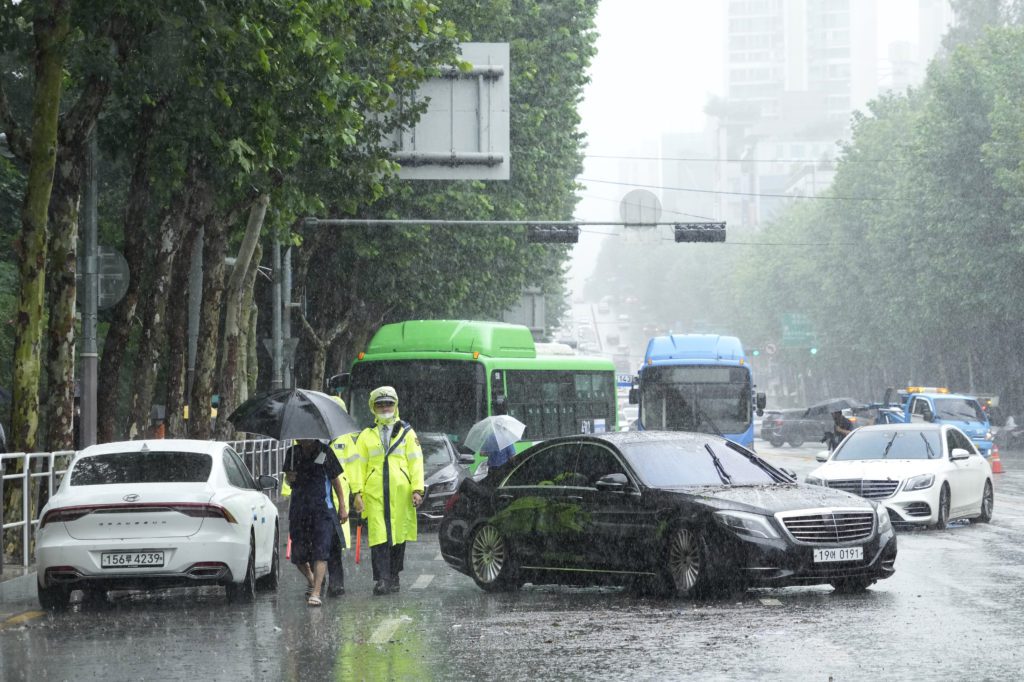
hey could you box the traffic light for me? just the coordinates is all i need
[751,349,760,357]
[527,224,580,243]
[674,222,726,243]
[809,347,818,355]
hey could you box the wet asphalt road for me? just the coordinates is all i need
[3,444,1024,681]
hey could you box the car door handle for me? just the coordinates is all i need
[564,496,584,503]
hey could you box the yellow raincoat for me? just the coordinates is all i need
[352,390,424,547]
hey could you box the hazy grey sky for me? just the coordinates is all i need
[567,0,924,291]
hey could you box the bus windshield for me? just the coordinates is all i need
[638,365,752,435]
[350,360,485,444]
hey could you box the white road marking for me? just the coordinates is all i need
[412,574,434,589]
[434,552,444,561]
[369,615,412,645]
[759,598,783,606]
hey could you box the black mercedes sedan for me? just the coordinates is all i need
[438,431,897,597]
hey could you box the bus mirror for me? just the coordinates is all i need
[494,395,509,415]
[756,392,766,414]
[326,372,350,397]
[628,388,638,404]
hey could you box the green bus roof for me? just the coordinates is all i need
[357,320,614,370]
[365,320,537,358]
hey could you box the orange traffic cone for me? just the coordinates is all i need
[990,445,1004,474]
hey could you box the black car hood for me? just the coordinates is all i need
[658,483,872,515]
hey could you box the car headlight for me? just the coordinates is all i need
[875,502,892,533]
[714,510,781,539]
[904,473,935,492]
[429,474,459,494]
[985,431,993,441]
[805,476,824,486]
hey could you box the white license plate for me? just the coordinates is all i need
[101,551,165,568]
[813,547,863,563]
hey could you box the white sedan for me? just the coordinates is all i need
[36,439,280,609]
[806,423,993,529]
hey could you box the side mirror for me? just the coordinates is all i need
[493,395,509,416]
[326,372,350,397]
[756,392,766,412]
[628,388,638,405]
[458,453,476,465]
[258,474,278,492]
[595,472,628,492]
[815,451,830,462]
[950,447,971,460]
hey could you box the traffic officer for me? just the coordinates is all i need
[351,386,424,596]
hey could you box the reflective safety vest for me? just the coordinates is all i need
[352,422,424,547]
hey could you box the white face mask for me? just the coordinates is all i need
[377,410,395,421]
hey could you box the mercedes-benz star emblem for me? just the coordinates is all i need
[122,494,140,502]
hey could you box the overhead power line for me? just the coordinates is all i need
[578,177,895,201]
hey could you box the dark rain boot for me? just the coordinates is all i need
[373,580,388,596]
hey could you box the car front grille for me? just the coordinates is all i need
[780,511,875,544]
[825,479,899,499]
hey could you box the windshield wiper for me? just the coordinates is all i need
[695,404,725,439]
[881,432,898,459]
[704,444,733,485]
[919,432,937,459]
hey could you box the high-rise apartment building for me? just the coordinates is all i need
[715,0,877,229]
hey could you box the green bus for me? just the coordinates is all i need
[334,320,617,463]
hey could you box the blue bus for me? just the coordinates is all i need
[628,334,766,449]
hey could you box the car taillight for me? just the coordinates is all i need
[172,504,238,523]
[444,492,461,515]
[39,507,94,527]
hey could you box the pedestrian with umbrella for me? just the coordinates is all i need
[228,388,359,606]
[464,415,526,486]
[351,387,424,596]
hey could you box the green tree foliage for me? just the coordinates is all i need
[0,0,598,449]
[587,23,1024,410]
[291,0,599,388]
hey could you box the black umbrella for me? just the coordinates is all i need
[227,388,359,441]
[804,397,865,416]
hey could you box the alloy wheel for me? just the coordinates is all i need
[470,525,507,584]
[667,528,702,593]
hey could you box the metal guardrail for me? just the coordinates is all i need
[1,438,288,569]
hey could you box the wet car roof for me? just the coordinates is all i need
[854,423,944,433]
[564,430,730,446]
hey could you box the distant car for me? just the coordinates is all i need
[419,432,474,522]
[760,408,828,447]
[761,405,878,447]
[440,432,896,596]
[806,423,994,529]
[35,439,280,610]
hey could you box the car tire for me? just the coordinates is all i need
[787,437,804,448]
[662,526,713,598]
[830,576,875,593]
[38,582,70,611]
[226,536,257,603]
[931,484,950,530]
[768,437,785,448]
[256,525,280,592]
[972,480,994,524]
[468,523,519,592]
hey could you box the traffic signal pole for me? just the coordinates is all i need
[303,218,726,244]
